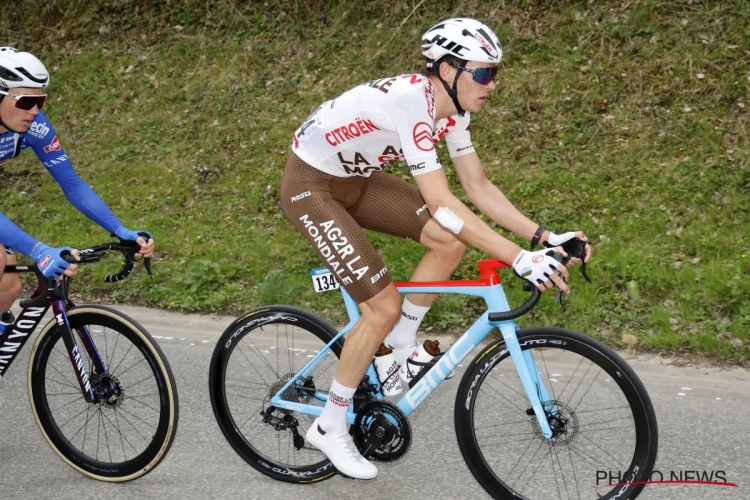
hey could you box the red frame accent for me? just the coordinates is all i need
[394,258,510,288]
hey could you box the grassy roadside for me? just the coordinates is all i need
[1,1,748,361]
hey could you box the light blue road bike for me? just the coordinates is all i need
[209,256,658,499]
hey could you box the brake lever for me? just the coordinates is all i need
[551,253,569,312]
[136,232,153,279]
[114,233,153,279]
[544,237,590,283]
[545,237,591,312]
[563,238,591,283]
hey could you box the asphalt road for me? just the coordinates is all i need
[0,302,747,499]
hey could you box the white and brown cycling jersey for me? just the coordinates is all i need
[282,74,477,304]
[291,74,475,178]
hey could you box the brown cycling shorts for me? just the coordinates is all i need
[280,152,432,303]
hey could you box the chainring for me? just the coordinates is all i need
[352,400,411,462]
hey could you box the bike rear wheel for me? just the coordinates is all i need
[455,327,658,500]
[28,305,179,482]
[209,305,344,483]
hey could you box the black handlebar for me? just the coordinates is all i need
[18,236,152,308]
[488,238,590,322]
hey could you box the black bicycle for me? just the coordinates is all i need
[0,239,179,482]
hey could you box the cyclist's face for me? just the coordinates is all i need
[456,62,497,113]
[0,87,44,133]
[438,61,497,114]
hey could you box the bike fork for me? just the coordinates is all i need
[50,301,102,403]
[497,323,555,439]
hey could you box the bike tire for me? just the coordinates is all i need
[454,327,658,500]
[209,305,343,484]
[28,305,179,482]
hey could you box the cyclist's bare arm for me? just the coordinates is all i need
[413,167,526,266]
[451,152,547,244]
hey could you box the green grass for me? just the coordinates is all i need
[1,0,748,361]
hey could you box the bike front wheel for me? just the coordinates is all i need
[28,305,179,482]
[454,327,658,500]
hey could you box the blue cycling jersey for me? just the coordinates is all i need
[0,111,123,256]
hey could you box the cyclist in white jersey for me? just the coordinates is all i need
[280,17,591,479]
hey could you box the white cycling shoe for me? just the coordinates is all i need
[305,419,378,480]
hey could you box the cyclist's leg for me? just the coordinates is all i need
[0,247,22,310]
[281,153,397,478]
[349,171,466,305]
[349,171,466,347]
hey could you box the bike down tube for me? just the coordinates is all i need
[0,305,51,380]
[50,299,97,403]
[395,312,494,418]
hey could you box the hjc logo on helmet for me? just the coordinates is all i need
[425,35,467,57]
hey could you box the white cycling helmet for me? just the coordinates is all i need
[0,47,49,89]
[422,18,502,68]
[421,18,503,116]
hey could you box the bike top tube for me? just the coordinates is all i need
[339,257,541,323]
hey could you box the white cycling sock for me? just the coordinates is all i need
[318,378,356,434]
[385,298,431,349]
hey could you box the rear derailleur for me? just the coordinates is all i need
[260,407,305,450]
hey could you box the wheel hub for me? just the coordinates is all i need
[529,400,579,445]
[91,373,124,408]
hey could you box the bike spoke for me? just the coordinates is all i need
[555,356,585,402]
[70,405,98,444]
[101,407,142,456]
[49,395,86,412]
[110,342,136,376]
[114,356,148,379]
[101,408,114,463]
[47,357,80,390]
[123,395,162,414]
[225,393,268,402]
[236,343,272,388]
[537,349,558,405]
[116,405,158,434]
[96,408,102,461]
[473,418,531,431]
[114,409,129,461]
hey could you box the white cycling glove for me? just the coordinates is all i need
[545,231,578,247]
[512,249,564,286]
